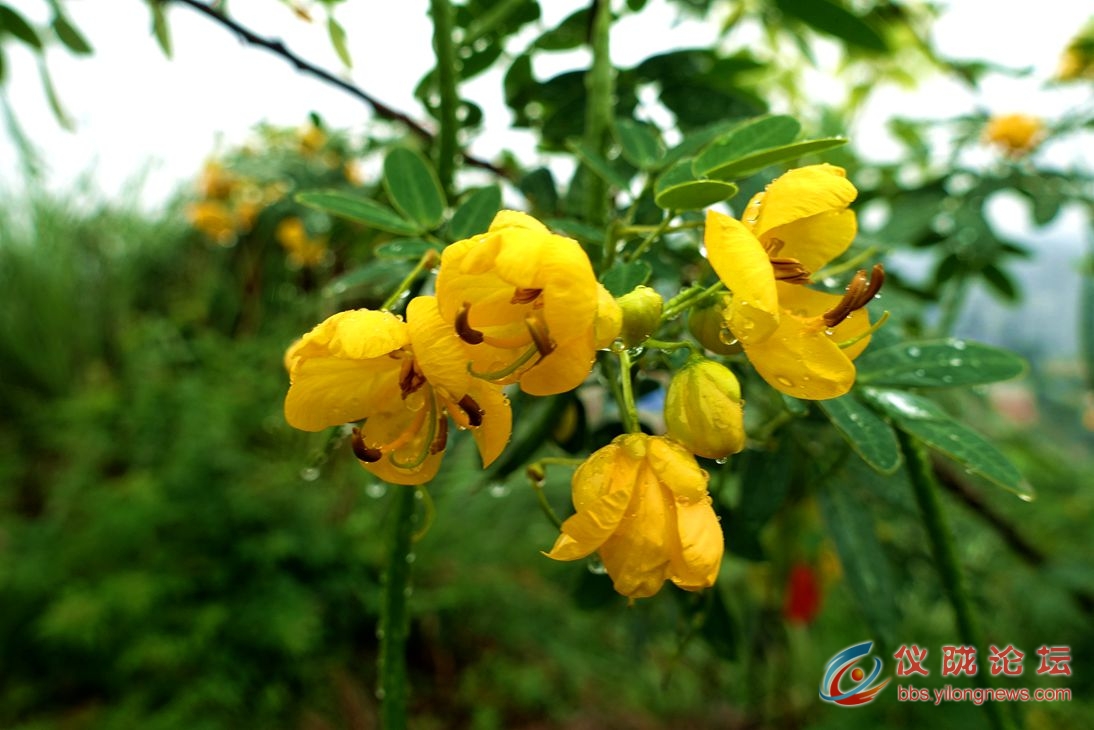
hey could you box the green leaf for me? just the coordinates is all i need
[1082,263,1094,392]
[725,447,793,560]
[600,260,652,296]
[568,140,632,192]
[693,115,800,176]
[699,586,738,660]
[37,57,72,131]
[818,395,900,474]
[653,160,738,210]
[448,185,501,241]
[981,263,1020,302]
[374,238,443,260]
[534,8,588,51]
[862,389,1032,498]
[700,138,848,181]
[614,118,664,170]
[817,463,898,653]
[327,16,351,67]
[774,0,888,53]
[297,191,420,235]
[0,5,41,49]
[856,339,1027,389]
[519,168,558,217]
[545,218,603,246]
[322,259,415,304]
[52,14,92,55]
[151,2,172,58]
[382,148,446,231]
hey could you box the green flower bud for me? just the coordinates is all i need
[616,285,663,346]
[688,294,742,355]
[665,357,745,460]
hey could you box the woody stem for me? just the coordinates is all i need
[899,431,1014,730]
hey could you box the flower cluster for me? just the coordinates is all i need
[983,114,1044,158]
[284,164,881,600]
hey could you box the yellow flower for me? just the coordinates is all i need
[198,161,236,200]
[284,296,511,485]
[983,114,1044,157]
[665,358,745,460]
[187,200,237,245]
[435,210,604,396]
[704,164,878,400]
[298,123,327,154]
[276,217,328,267]
[546,434,723,599]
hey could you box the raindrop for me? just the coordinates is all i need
[776,376,794,388]
[715,457,728,465]
[375,688,386,701]
[1016,490,1035,503]
[586,557,609,575]
[952,340,967,350]
[376,628,385,640]
[488,483,510,498]
[406,553,416,564]
[404,391,426,412]
[907,346,922,357]
[942,375,954,383]
[300,467,320,482]
[366,483,388,499]
[914,368,926,377]
[404,586,414,597]
[824,328,835,336]
[949,358,963,367]
[822,277,838,288]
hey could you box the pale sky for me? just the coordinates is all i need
[1,0,1090,207]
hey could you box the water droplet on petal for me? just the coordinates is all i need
[776,376,794,388]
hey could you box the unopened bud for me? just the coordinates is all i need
[665,358,745,460]
[594,283,623,349]
[616,285,663,346]
[688,294,742,355]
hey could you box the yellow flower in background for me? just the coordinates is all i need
[983,114,1044,157]
[298,123,328,155]
[665,358,745,460]
[276,217,328,267]
[186,200,237,245]
[546,434,723,599]
[435,210,606,396]
[198,161,236,200]
[284,296,511,485]
[704,164,879,400]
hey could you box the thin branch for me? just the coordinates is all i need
[165,0,511,179]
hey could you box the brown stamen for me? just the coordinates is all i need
[770,257,812,284]
[351,427,382,463]
[823,264,886,328]
[525,316,556,357]
[511,287,543,305]
[457,394,485,427]
[399,359,426,398]
[429,414,449,454]
[763,237,786,256]
[455,301,485,345]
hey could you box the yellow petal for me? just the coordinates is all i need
[598,464,672,598]
[358,404,444,486]
[668,499,723,591]
[406,296,471,398]
[489,209,550,233]
[765,208,857,274]
[743,313,856,400]
[465,379,511,469]
[547,444,635,561]
[704,210,779,345]
[778,282,873,360]
[293,309,409,362]
[593,283,623,349]
[284,356,400,431]
[519,331,597,396]
[646,437,709,503]
[751,164,857,239]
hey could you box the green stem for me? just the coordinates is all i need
[617,220,703,236]
[379,486,417,730]
[661,281,725,322]
[644,337,697,355]
[615,346,641,433]
[584,0,614,229]
[898,431,1013,730]
[429,0,459,197]
[382,250,441,312]
[625,210,676,262]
